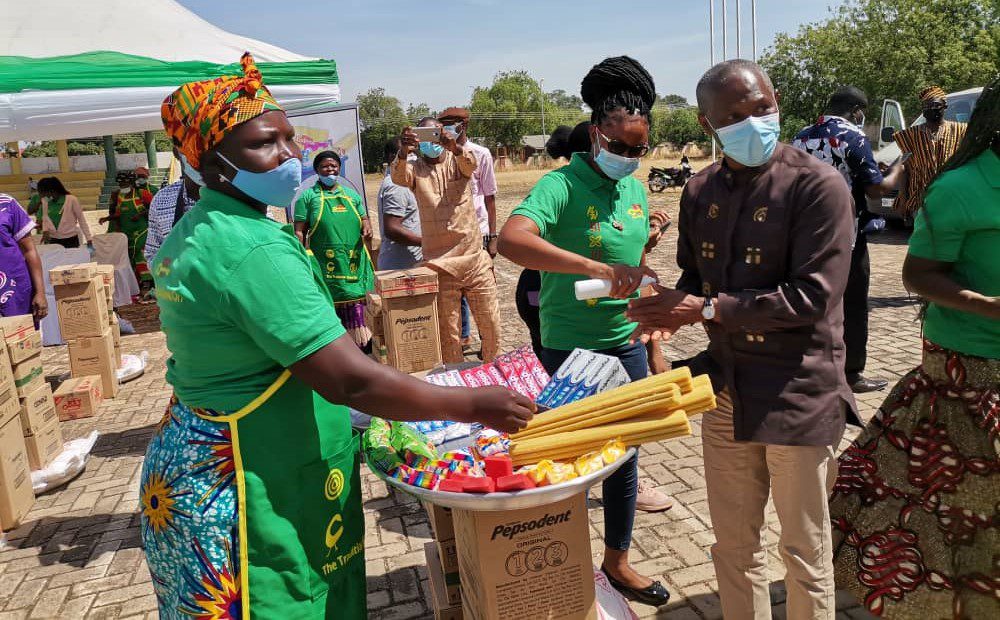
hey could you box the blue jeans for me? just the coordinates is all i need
[460,296,471,339]
[539,341,647,551]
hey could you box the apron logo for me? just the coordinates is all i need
[325,469,345,501]
[325,513,344,552]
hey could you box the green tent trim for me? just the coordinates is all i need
[0,51,338,94]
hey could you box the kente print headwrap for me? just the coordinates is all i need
[161,52,283,170]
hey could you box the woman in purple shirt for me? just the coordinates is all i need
[0,195,47,323]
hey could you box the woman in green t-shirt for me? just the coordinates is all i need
[294,151,375,351]
[143,54,534,620]
[500,56,669,607]
[829,76,1000,619]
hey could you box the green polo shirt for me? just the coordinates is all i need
[512,153,648,350]
[908,149,1000,359]
[153,188,344,411]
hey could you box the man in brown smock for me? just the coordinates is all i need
[627,60,857,620]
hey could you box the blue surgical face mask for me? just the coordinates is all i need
[443,124,461,138]
[217,152,302,207]
[318,174,339,186]
[710,112,781,167]
[419,141,445,159]
[593,147,641,180]
[179,153,205,187]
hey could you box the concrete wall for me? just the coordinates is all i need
[0,152,173,175]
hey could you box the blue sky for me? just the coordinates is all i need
[178,0,846,110]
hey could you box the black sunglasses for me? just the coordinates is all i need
[596,128,649,158]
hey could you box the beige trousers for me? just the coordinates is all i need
[436,260,500,363]
[702,391,839,620]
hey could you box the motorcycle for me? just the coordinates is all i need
[647,155,693,193]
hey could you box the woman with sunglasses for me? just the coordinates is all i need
[499,56,670,607]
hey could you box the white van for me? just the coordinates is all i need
[868,86,983,223]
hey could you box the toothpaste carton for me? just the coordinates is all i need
[459,367,482,388]
[494,354,530,397]
[473,365,497,387]
[565,355,629,403]
[485,364,510,388]
[535,348,630,408]
[517,346,551,392]
[510,351,539,398]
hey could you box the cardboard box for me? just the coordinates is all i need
[68,330,118,398]
[375,267,440,299]
[0,314,41,369]
[23,417,62,470]
[453,493,597,620]
[95,265,115,320]
[0,389,18,430]
[0,417,34,529]
[11,355,44,400]
[425,501,455,541]
[53,376,103,421]
[48,262,97,286]
[54,276,108,340]
[425,541,463,610]
[18,384,55,436]
[5,330,41,367]
[382,295,442,374]
[365,293,385,339]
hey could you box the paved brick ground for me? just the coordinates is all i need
[0,163,922,619]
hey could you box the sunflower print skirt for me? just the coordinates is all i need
[829,340,999,619]
[140,399,241,619]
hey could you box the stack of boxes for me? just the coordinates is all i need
[424,502,463,619]
[0,323,38,531]
[0,316,61,473]
[50,263,118,416]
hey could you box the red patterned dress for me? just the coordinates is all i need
[829,340,999,618]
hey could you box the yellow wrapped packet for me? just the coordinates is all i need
[545,462,578,486]
[601,439,627,464]
[574,451,605,476]
[525,459,556,487]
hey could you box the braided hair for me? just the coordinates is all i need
[581,56,656,124]
[931,74,999,182]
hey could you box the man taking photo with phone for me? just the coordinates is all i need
[392,117,500,363]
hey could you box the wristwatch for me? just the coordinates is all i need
[701,283,716,321]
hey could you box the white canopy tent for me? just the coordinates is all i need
[0,0,340,142]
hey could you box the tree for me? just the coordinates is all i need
[548,89,585,111]
[652,107,709,148]
[761,0,999,140]
[469,71,572,148]
[658,94,689,107]
[357,87,408,173]
[406,103,432,122]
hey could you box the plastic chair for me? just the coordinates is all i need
[90,233,140,308]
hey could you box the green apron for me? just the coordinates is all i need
[116,191,151,281]
[306,186,374,304]
[190,247,366,618]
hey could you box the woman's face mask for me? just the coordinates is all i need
[217,152,302,207]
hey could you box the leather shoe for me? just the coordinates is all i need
[850,375,889,393]
[602,569,671,607]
